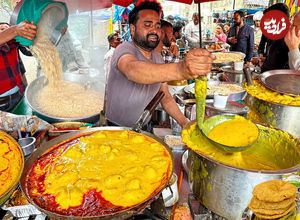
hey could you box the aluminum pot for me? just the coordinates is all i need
[25,75,104,124]
[20,127,174,220]
[245,94,300,138]
[183,122,300,220]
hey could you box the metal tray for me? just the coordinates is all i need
[259,70,300,96]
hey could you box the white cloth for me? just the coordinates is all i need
[288,49,300,70]
[185,21,206,49]
[104,47,115,79]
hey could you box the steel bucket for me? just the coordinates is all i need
[245,93,300,138]
[183,122,300,220]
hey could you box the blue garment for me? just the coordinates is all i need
[227,24,254,62]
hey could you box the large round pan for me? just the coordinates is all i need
[25,76,103,124]
[20,127,174,219]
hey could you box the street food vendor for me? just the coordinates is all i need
[105,0,214,128]
[0,21,37,112]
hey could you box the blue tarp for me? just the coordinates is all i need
[113,4,134,23]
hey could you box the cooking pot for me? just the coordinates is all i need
[221,66,245,84]
[152,108,169,124]
[245,95,300,138]
[25,75,104,124]
[20,127,174,219]
[183,121,300,220]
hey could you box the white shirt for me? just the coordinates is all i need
[104,47,115,79]
[185,21,206,49]
[288,49,300,70]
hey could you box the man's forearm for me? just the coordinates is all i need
[0,26,18,45]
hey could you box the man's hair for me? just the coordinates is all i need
[263,3,290,17]
[128,0,162,25]
[173,22,182,34]
[107,33,118,43]
[166,15,174,21]
[161,19,172,29]
[234,10,244,18]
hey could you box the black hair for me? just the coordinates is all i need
[107,33,118,43]
[263,3,290,17]
[173,22,182,35]
[216,23,224,32]
[161,19,172,29]
[167,15,174,21]
[128,0,162,25]
[234,10,244,18]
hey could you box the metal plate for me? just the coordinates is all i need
[260,70,300,96]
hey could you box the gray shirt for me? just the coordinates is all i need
[105,41,163,127]
[288,49,300,70]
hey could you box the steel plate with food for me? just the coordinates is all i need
[21,128,173,218]
[0,131,24,206]
[212,52,245,63]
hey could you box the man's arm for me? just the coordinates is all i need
[118,48,214,84]
[159,83,188,127]
[0,21,37,45]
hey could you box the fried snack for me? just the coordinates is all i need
[255,206,296,219]
[253,180,297,202]
[249,196,295,210]
[251,202,296,215]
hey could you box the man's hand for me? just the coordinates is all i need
[15,21,37,40]
[228,37,237,44]
[284,26,300,51]
[179,48,215,79]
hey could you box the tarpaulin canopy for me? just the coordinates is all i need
[113,4,134,22]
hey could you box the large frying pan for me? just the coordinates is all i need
[19,127,174,219]
[25,74,105,124]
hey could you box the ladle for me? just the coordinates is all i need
[201,114,259,152]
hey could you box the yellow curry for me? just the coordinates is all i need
[208,116,259,147]
[0,131,24,197]
[182,123,300,170]
[26,130,172,216]
[244,80,300,106]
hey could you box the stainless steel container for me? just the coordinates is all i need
[183,122,300,220]
[245,94,300,138]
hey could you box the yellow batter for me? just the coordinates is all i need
[0,131,23,197]
[208,116,259,147]
[35,130,172,210]
[182,123,300,170]
[244,80,300,106]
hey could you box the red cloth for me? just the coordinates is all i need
[0,40,25,94]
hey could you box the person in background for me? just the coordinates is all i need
[284,11,300,70]
[104,33,122,78]
[253,11,263,57]
[185,12,206,49]
[0,21,37,112]
[258,3,290,72]
[214,24,227,43]
[227,10,254,64]
[224,23,230,35]
[105,0,214,128]
[169,22,182,57]
[166,15,175,24]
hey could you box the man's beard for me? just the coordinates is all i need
[133,32,160,51]
[163,35,171,47]
[234,22,241,27]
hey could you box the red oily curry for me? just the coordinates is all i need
[25,130,172,216]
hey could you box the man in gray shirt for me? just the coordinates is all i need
[105,0,214,127]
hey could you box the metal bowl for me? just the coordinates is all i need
[20,127,174,219]
[18,137,36,156]
[25,75,104,123]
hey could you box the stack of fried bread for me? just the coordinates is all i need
[249,180,297,219]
